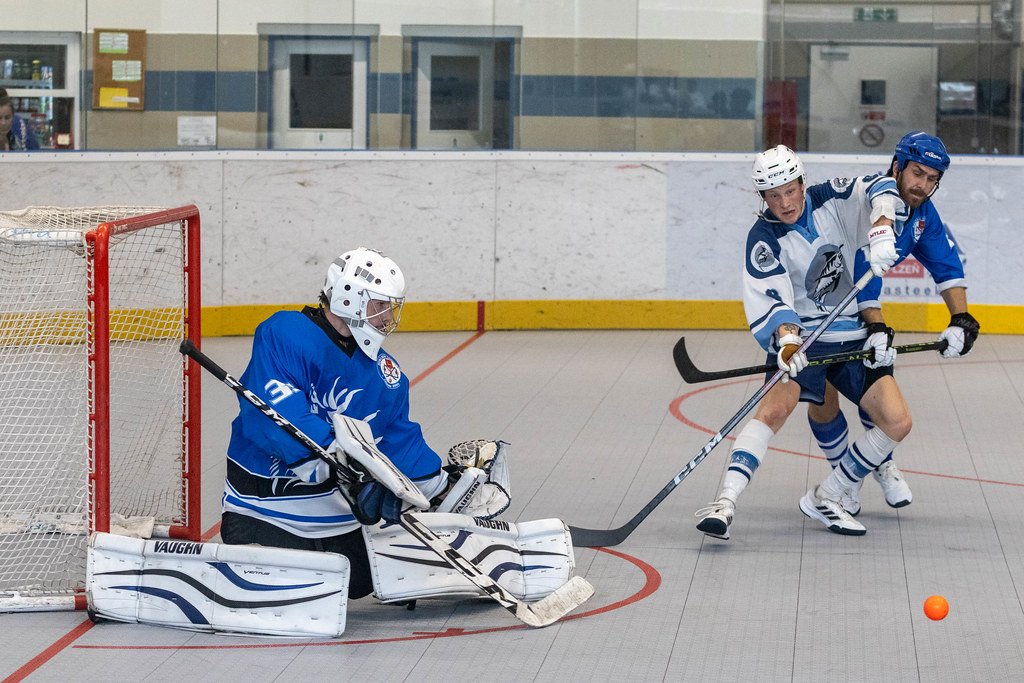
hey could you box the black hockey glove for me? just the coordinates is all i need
[330,460,403,525]
[939,311,980,358]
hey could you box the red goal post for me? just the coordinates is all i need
[0,205,202,611]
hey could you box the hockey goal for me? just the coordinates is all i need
[0,205,202,611]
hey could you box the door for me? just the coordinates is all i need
[416,41,494,149]
[271,38,367,149]
[808,45,937,153]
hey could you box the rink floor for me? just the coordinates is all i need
[3,329,1024,682]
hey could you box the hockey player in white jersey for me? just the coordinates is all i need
[219,247,575,605]
[800,131,980,525]
[695,145,916,538]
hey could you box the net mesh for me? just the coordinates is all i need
[0,206,193,601]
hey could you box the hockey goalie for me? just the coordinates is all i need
[87,248,587,637]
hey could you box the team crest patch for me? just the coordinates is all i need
[750,240,779,273]
[914,219,925,241]
[377,355,402,388]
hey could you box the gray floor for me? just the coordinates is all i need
[3,329,1024,682]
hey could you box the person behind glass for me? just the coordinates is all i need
[0,89,40,151]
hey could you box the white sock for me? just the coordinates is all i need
[829,426,900,491]
[720,419,773,503]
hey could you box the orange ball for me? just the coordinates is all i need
[924,595,949,621]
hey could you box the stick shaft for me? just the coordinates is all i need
[674,338,948,383]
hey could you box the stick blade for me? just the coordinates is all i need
[515,576,595,627]
[672,336,710,384]
[568,524,632,548]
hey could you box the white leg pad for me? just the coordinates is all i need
[86,532,349,638]
[363,512,576,603]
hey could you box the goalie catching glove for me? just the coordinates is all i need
[432,439,511,519]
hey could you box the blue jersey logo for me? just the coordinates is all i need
[377,355,402,388]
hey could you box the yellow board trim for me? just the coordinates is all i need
[199,300,1024,337]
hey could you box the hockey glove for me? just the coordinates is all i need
[939,311,981,358]
[867,225,898,277]
[431,440,511,519]
[776,333,808,383]
[863,322,897,369]
[329,456,404,526]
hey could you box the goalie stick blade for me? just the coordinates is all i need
[514,576,595,627]
[567,524,633,548]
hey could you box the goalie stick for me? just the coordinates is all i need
[568,270,875,548]
[179,340,594,628]
[673,337,949,383]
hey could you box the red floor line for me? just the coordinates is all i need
[3,620,94,683]
[409,330,486,387]
[8,330,487,677]
[668,377,1024,488]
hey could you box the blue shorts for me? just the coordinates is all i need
[765,339,893,406]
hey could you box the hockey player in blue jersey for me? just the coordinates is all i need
[801,131,980,527]
[219,247,515,598]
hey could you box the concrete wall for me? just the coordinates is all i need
[1,150,1019,334]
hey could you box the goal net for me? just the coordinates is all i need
[0,205,202,611]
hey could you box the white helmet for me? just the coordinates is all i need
[751,145,805,192]
[323,247,406,359]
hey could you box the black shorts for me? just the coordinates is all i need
[220,511,374,599]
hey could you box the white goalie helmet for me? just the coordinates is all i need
[751,144,805,193]
[323,247,406,359]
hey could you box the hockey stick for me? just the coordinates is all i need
[673,337,949,383]
[568,270,875,547]
[179,339,593,628]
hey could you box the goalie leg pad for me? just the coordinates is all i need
[87,532,349,638]
[363,512,575,603]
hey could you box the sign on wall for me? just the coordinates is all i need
[92,29,146,110]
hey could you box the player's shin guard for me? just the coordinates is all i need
[87,532,350,637]
[363,513,575,603]
[719,419,773,503]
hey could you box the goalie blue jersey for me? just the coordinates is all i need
[223,307,442,537]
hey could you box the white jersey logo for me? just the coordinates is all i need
[750,240,779,273]
[805,245,847,310]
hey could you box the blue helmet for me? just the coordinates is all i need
[893,131,950,175]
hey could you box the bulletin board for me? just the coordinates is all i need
[92,29,146,110]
